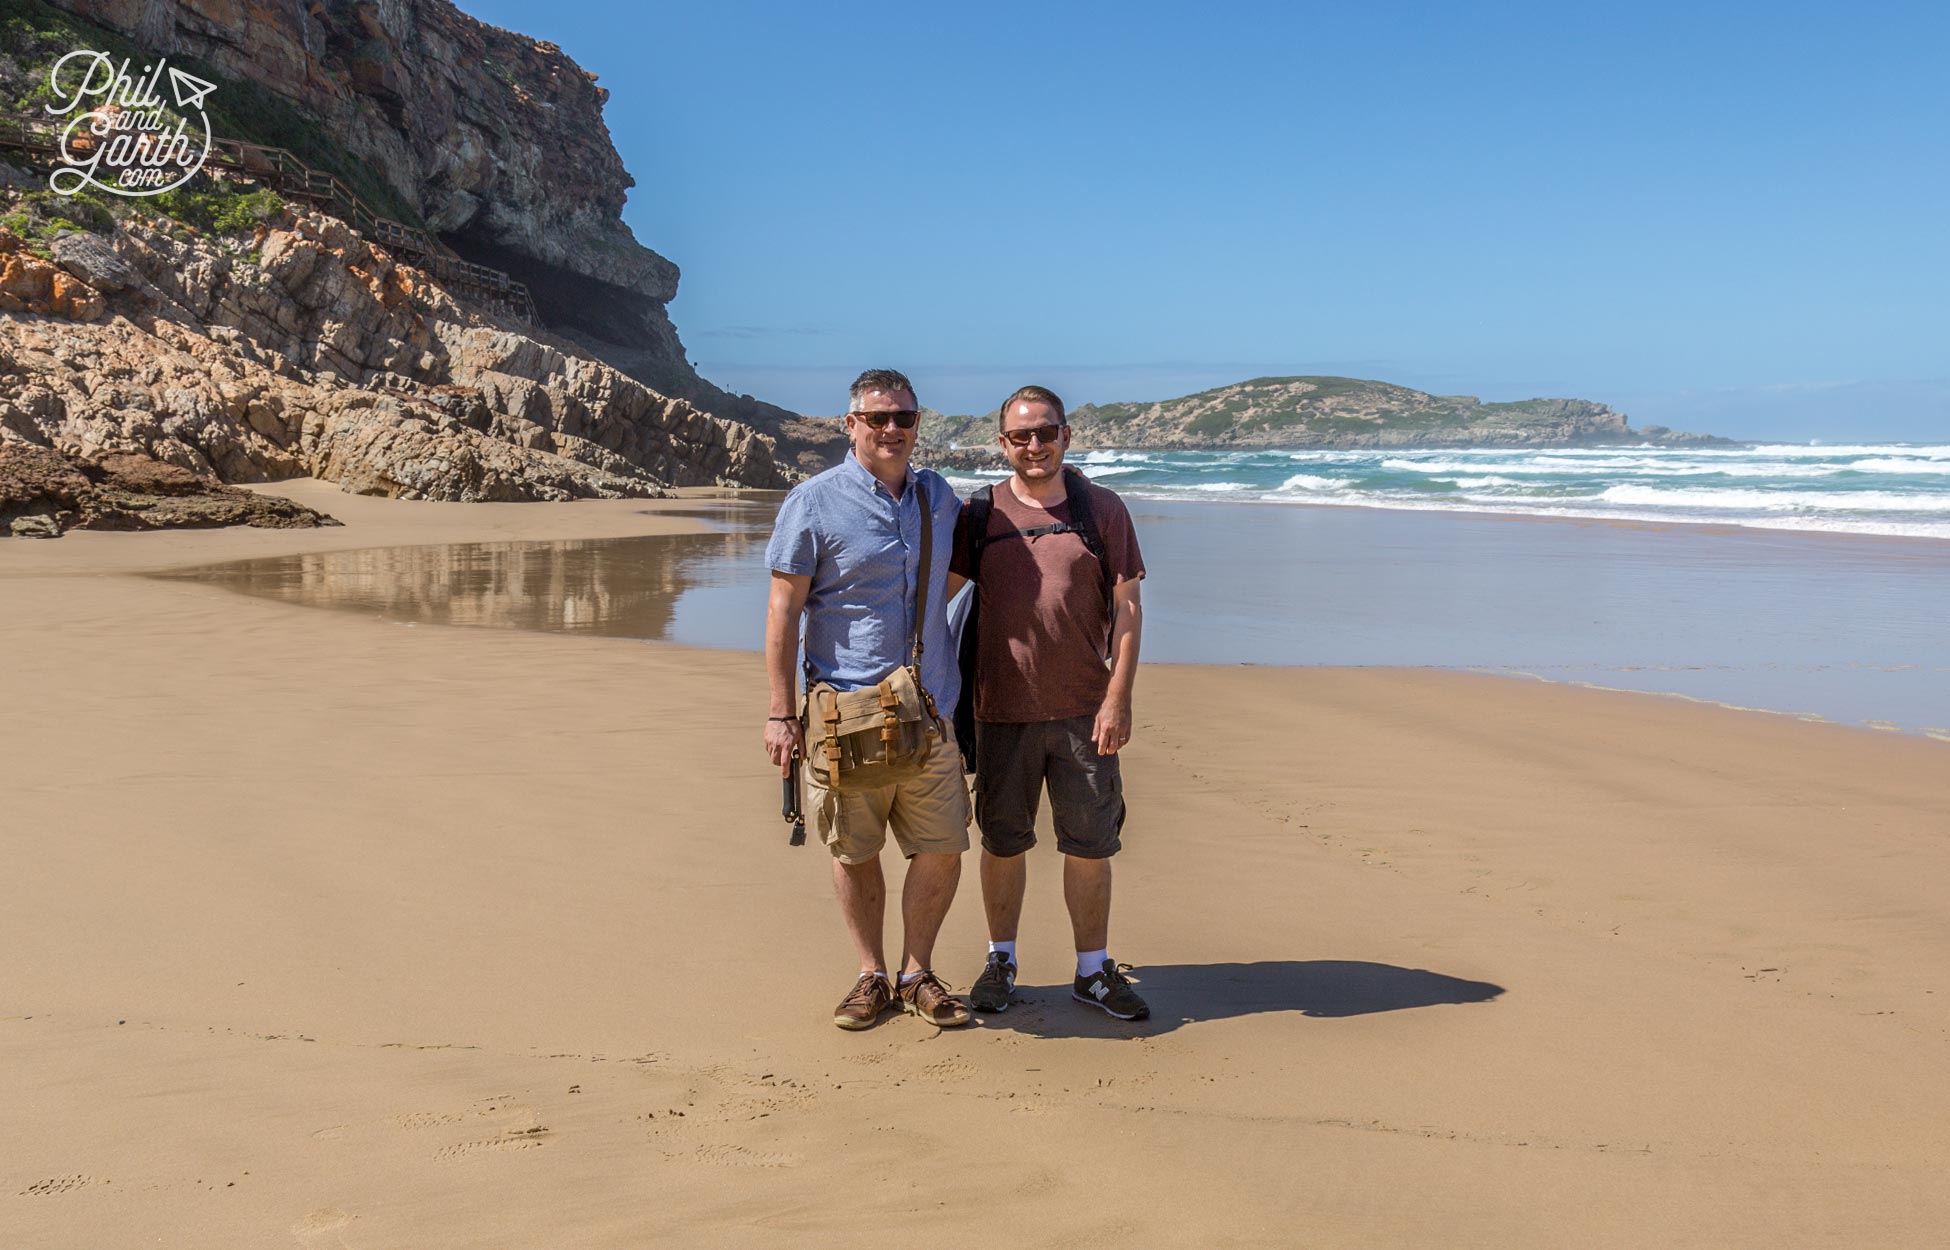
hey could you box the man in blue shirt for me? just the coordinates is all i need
[764,369,972,1030]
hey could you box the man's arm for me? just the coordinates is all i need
[764,571,812,775]
[1093,578,1143,755]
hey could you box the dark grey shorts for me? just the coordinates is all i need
[974,716,1125,860]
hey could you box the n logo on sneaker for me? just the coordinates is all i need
[1090,982,1110,1001]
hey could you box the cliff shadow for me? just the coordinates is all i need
[978,959,1505,1039]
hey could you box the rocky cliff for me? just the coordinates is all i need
[0,191,787,511]
[928,376,1727,453]
[27,0,797,433]
[0,0,815,489]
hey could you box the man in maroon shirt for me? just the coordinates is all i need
[950,385,1150,1020]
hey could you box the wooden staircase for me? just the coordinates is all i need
[0,114,537,324]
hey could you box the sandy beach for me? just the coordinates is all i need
[5,479,1948,1249]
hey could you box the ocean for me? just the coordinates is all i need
[991,443,1950,542]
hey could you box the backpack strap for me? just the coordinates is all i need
[1060,465,1114,594]
[965,483,996,582]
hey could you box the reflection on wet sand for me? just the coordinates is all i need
[160,527,771,643]
[153,496,1950,734]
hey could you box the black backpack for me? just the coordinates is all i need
[954,465,1114,771]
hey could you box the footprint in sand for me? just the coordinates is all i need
[296,1208,351,1231]
[920,1059,977,1081]
[431,1127,552,1161]
[396,1095,551,1161]
[712,1086,817,1120]
[21,1175,95,1196]
[393,1110,468,1130]
[294,1207,365,1250]
[687,1143,799,1169]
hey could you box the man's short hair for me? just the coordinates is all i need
[849,368,917,409]
[997,384,1066,429]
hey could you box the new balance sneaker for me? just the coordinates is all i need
[969,951,1018,1013]
[1073,959,1149,1020]
[832,972,894,1031]
[897,969,972,1027]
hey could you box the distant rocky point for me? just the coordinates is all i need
[920,376,1726,466]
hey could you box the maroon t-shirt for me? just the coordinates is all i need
[950,475,1145,723]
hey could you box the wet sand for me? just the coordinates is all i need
[4,478,1949,1249]
[165,496,1950,736]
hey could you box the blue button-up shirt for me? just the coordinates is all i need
[766,452,962,718]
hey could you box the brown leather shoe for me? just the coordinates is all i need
[833,972,894,1030]
[897,970,972,1027]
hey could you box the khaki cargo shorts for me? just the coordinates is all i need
[802,717,971,864]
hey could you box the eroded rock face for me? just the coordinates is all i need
[51,0,662,300]
[1,229,107,322]
[41,0,807,445]
[0,441,339,536]
[0,205,789,503]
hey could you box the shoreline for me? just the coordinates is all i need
[12,473,1947,568]
[46,478,1940,743]
[7,483,1950,1248]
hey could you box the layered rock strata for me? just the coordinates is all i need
[0,201,789,511]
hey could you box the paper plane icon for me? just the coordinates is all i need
[167,66,217,111]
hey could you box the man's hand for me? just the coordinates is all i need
[765,716,804,776]
[765,570,813,776]
[1093,694,1132,755]
[1095,578,1142,756]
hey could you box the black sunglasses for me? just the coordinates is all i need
[849,409,920,430]
[1001,424,1066,447]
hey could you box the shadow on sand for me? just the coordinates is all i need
[979,960,1504,1039]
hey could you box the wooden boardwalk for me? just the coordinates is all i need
[0,115,537,324]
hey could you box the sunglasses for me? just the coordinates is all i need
[1001,424,1066,447]
[849,409,920,430]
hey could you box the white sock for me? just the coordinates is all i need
[1077,948,1109,978]
[988,940,1017,964]
[898,968,926,986]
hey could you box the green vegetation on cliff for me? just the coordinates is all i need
[0,0,418,226]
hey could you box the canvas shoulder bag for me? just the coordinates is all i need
[801,478,942,791]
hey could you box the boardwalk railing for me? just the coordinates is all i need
[0,115,536,324]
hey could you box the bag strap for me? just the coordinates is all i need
[820,687,842,766]
[910,473,932,665]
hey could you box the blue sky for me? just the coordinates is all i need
[461,1,1947,440]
